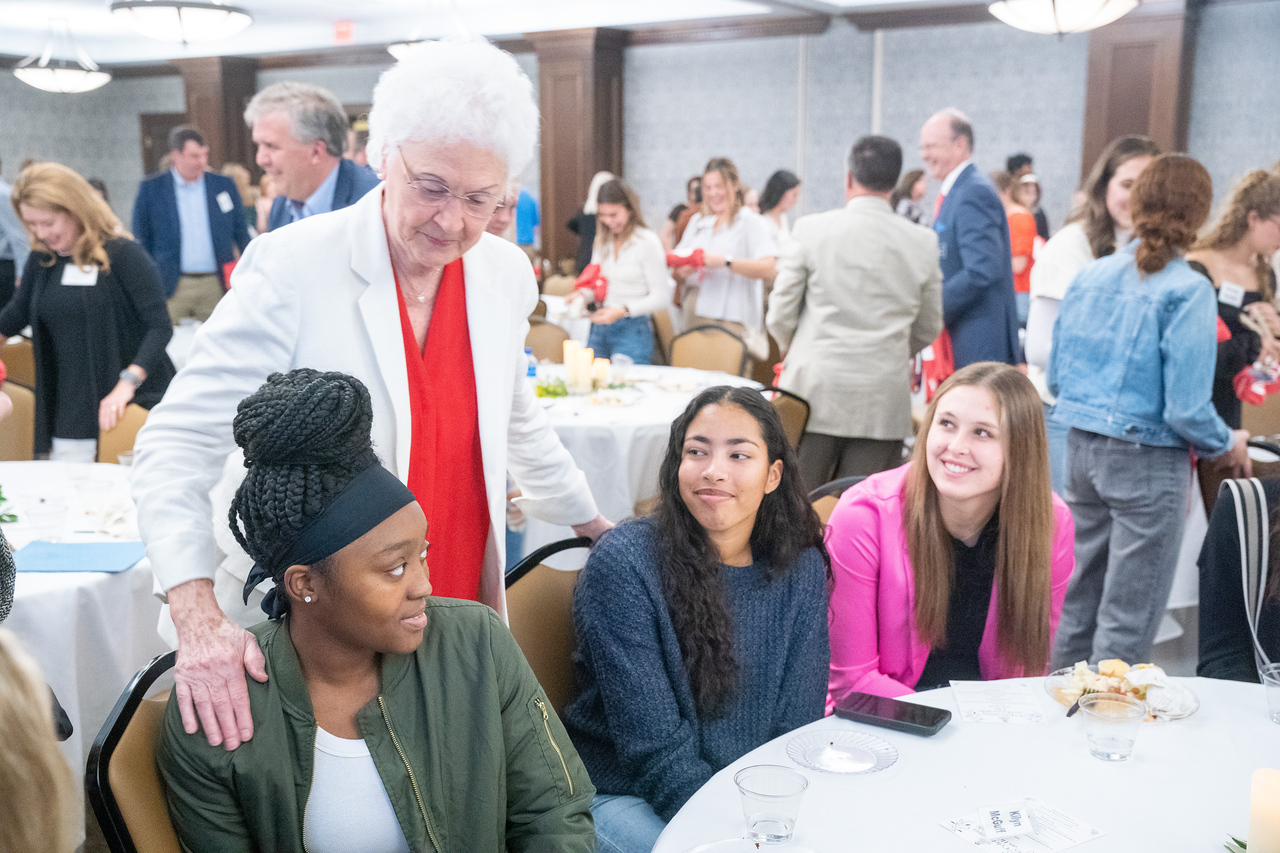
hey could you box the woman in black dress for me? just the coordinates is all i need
[0,162,173,460]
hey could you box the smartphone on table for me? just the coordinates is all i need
[833,690,952,737]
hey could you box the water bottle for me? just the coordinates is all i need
[525,347,537,378]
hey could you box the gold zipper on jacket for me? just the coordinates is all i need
[533,697,574,797]
[378,696,441,853]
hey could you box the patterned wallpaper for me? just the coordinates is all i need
[1187,0,1280,210]
[622,19,1089,235]
[0,74,186,227]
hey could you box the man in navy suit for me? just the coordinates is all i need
[243,82,380,232]
[133,126,251,323]
[920,108,1021,367]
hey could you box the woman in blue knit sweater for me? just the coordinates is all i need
[563,385,830,853]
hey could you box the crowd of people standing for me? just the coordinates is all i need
[3,33,1280,853]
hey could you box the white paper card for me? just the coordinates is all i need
[61,264,98,286]
[216,190,234,213]
[943,797,1105,852]
[979,800,1035,838]
[1219,281,1245,308]
[950,681,1046,723]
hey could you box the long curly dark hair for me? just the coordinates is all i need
[653,386,828,717]
[227,369,380,615]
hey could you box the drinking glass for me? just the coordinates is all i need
[1078,693,1145,761]
[1261,663,1280,725]
[733,764,809,844]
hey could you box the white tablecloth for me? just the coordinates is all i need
[654,677,1280,852]
[1,462,168,840]
[521,365,760,560]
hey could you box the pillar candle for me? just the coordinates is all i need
[1251,768,1280,853]
[577,348,595,392]
[593,357,610,387]
[563,340,580,386]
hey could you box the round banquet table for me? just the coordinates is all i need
[1,461,169,844]
[520,364,760,560]
[653,677,1280,852]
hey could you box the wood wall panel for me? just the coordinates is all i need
[529,29,625,269]
[171,56,258,170]
[1081,2,1190,181]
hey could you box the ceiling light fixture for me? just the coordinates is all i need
[988,0,1139,34]
[13,19,111,94]
[110,0,252,45]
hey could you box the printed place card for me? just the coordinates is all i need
[950,681,1047,724]
[943,797,1105,852]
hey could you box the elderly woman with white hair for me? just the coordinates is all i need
[131,39,611,754]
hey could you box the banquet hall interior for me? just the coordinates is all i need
[2,0,1280,851]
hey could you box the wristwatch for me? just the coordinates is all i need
[119,368,143,388]
[723,255,734,268]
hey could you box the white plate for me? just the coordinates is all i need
[786,729,898,775]
[682,840,822,853]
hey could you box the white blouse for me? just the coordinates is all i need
[590,227,671,318]
[303,727,411,853]
[674,208,779,328]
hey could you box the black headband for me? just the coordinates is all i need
[242,463,417,620]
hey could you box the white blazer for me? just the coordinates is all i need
[132,186,598,620]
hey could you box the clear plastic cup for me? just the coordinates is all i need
[1078,693,1146,761]
[116,451,134,466]
[733,764,809,844]
[1261,663,1280,725]
[26,499,68,542]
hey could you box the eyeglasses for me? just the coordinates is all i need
[398,148,505,219]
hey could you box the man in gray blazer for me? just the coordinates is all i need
[767,135,943,489]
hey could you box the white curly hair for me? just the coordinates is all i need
[367,38,539,180]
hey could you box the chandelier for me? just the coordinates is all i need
[988,0,1139,34]
[13,20,111,94]
[110,0,253,45]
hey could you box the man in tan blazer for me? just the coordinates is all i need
[767,135,943,489]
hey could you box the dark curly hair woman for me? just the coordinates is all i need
[157,369,595,853]
[562,385,830,853]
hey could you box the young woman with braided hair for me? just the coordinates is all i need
[1047,154,1253,669]
[563,385,828,853]
[1187,170,1280,430]
[158,369,595,853]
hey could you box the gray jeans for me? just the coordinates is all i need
[1050,429,1190,669]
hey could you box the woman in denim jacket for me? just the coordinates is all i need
[1048,154,1252,669]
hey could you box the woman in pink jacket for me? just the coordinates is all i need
[827,362,1075,703]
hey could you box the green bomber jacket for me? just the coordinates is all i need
[157,599,596,853]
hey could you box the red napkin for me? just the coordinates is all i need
[574,263,608,305]
[666,249,705,268]
[920,330,955,402]
[1234,363,1280,406]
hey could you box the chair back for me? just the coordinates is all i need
[650,309,675,365]
[1243,394,1280,441]
[87,651,180,853]
[526,318,571,364]
[669,324,748,377]
[532,299,548,319]
[505,537,591,714]
[0,381,34,461]
[808,475,867,526]
[763,387,810,450]
[1,337,35,388]
[99,404,149,464]
[542,274,576,297]
[1200,441,1280,516]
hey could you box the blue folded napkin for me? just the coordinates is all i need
[15,541,146,573]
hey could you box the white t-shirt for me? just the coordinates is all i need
[303,727,412,853]
[1028,221,1094,301]
[674,208,779,327]
[590,227,671,318]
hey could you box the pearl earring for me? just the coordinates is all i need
[304,596,312,603]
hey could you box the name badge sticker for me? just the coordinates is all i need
[61,264,99,286]
[216,191,234,213]
[1219,281,1245,308]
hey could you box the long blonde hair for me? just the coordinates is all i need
[700,157,744,224]
[0,629,76,853]
[1192,169,1280,301]
[903,362,1056,675]
[11,162,127,272]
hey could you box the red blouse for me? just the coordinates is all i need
[395,259,489,601]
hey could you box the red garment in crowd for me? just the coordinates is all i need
[395,259,489,601]
[1007,210,1037,293]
